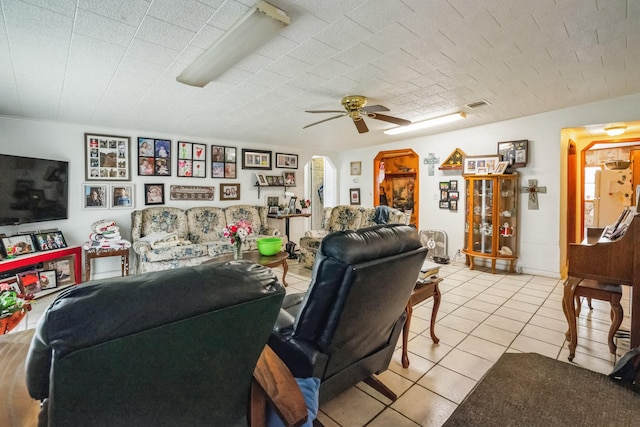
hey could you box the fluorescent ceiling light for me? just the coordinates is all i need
[384,112,466,135]
[604,126,626,136]
[177,1,289,87]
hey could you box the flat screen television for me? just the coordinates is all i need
[0,154,69,226]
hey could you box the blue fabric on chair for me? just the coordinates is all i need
[267,377,320,427]
[373,205,389,224]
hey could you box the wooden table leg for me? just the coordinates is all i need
[562,277,580,361]
[402,302,412,369]
[491,259,496,274]
[280,258,288,287]
[85,252,91,282]
[609,293,623,354]
[430,285,441,344]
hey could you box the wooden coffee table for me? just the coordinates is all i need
[402,277,442,368]
[205,250,289,286]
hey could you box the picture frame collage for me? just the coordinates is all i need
[177,141,207,178]
[439,180,459,211]
[211,145,237,178]
[83,184,135,209]
[84,133,130,180]
[138,137,171,176]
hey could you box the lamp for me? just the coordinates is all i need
[384,112,466,135]
[604,126,626,136]
[177,1,289,87]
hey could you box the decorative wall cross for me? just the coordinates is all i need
[424,153,440,176]
[521,179,547,210]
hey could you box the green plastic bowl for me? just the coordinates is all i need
[256,237,282,256]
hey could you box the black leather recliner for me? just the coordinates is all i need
[269,224,427,404]
[25,262,306,427]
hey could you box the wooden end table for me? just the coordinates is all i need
[84,246,130,282]
[402,278,442,368]
[205,251,289,286]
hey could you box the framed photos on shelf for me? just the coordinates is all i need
[220,184,240,200]
[493,161,510,175]
[38,270,58,291]
[177,141,207,178]
[287,197,297,212]
[43,257,75,286]
[276,153,298,169]
[1,234,36,258]
[144,184,165,205]
[17,269,41,294]
[212,145,237,178]
[242,149,272,170]
[138,137,171,176]
[256,173,268,186]
[85,133,131,181]
[463,155,501,175]
[33,231,67,251]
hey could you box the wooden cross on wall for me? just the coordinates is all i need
[521,179,547,210]
[424,153,440,176]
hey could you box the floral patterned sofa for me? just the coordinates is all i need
[131,205,278,273]
[298,205,408,268]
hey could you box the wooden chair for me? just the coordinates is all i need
[563,278,623,361]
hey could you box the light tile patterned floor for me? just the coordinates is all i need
[17,258,631,427]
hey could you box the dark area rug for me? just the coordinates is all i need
[443,352,640,427]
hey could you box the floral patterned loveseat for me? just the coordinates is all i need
[131,205,278,273]
[298,205,407,268]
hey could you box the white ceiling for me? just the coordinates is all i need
[1,0,639,152]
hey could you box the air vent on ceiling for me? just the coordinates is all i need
[465,100,491,109]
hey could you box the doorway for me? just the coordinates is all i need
[306,156,336,230]
[373,149,419,227]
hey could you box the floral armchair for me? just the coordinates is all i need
[298,205,407,268]
[131,205,278,273]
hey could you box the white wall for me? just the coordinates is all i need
[339,93,640,278]
[0,116,335,278]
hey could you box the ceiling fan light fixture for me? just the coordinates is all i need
[384,112,466,135]
[177,1,289,88]
[604,126,626,136]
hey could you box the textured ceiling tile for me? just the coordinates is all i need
[137,16,195,51]
[363,22,418,54]
[20,0,76,17]
[400,1,464,34]
[234,53,274,73]
[79,0,150,26]
[174,45,206,66]
[255,35,300,60]
[332,42,382,67]
[74,9,136,47]
[308,59,353,79]
[207,0,249,31]
[313,17,372,51]
[245,69,291,89]
[296,0,366,23]
[147,0,214,31]
[266,55,313,78]
[343,63,385,82]
[370,50,419,72]
[346,0,414,32]
[127,38,178,67]
[190,24,225,50]
[278,9,328,44]
[288,38,339,66]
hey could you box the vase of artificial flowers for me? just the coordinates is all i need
[299,198,311,214]
[224,220,253,260]
[0,283,34,334]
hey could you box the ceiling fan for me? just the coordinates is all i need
[303,95,411,134]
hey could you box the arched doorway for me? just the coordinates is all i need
[373,149,419,227]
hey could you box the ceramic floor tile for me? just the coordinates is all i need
[528,313,568,333]
[510,292,545,306]
[491,281,523,291]
[456,335,507,362]
[440,293,471,306]
[482,314,526,334]
[502,298,540,314]
[520,323,567,346]
[320,386,385,427]
[474,292,508,306]
[406,334,453,363]
[514,287,551,299]
[417,364,478,404]
[509,335,561,359]
[558,348,615,375]
[428,324,467,348]
[450,306,490,323]
[438,348,494,381]
[367,408,421,427]
[358,370,414,404]
[390,384,458,427]
[446,287,480,299]
[492,306,534,323]
[536,305,567,322]
[462,299,499,314]
[436,314,479,334]
[483,287,516,299]
[389,349,436,382]
[470,323,517,346]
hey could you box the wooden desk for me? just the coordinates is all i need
[402,278,442,368]
[84,246,130,282]
[204,251,289,286]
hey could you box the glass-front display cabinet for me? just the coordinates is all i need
[462,173,519,273]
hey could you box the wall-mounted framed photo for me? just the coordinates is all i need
[449,200,458,211]
[33,231,67,251]
[212,145,237,178]
[439,181,450,191]
[138,137,171,176]
[83,184,108,209]
[463,155,501,175]
[350,188,361,205]
[242,149,272,170]
[110,184,134,208]
[449,191,459,200]
[276,152,298,169]
[439,200,449,209]
[350,161,361,176]
[220,183,240,200]
[449,180,458,191]
[144,184,165,205]
[284,172,296,186]
[267,196,279,207]
[85,133,131,181]
[177,141,207,178]
[497,139,528,168]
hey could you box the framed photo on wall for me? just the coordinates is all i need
[144,184,165,205]
[350,188,361,205]
[497,139,528,168]
[220,183,240,200]
[138,137,171,176]
[242,149,272,170]
[212,145,237,178]
[177,141,206,178]
[83,184,108,209]
[276,153,298,169]
[85,133,131,181]
[110,184,134,208]
[350,161,362,176]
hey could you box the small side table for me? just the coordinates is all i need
[84,246,130,282]
[402,277,442,368]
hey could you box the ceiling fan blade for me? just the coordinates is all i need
[353,118,369,133]
[305,109,345,114]
[368,112,411,126]
[362,104,389,113]
[303,114,345,129]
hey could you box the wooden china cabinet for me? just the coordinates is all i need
[462,173,519,273]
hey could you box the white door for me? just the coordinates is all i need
[594,168,633,226]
